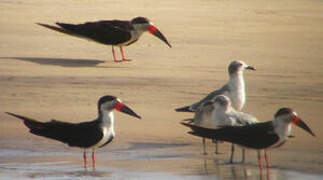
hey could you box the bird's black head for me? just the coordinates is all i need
[131,17,150,24]
[97,95,141,119]
[274,107,315,137]
[274,107,293,118]
[97,95,117,111]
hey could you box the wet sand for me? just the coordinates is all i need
[0,0,323,179]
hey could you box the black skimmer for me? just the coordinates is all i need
[36,17,171,62]
[182,107,315,168]
[183,95,258,161]
[6,95,141,170]
[175,61,256,112]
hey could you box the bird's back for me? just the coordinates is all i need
[191,85,230,112]
[184,121,279,149]
[55,20,133,45]
[6,112,104,148]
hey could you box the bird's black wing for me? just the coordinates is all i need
[6,112,103,148]
[54,20,133,45]
[182,121,279,149]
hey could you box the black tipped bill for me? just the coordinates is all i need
[246,66,256,70]
[148,26,172,48]
[115,102,141,119]
[294,118,315,137]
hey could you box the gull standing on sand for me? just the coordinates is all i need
[182,107,315,168]
[6,95,141,170]
[176,60,255,154]
[175,60,256,113]
[37,17,171,62]
[183,95,258,162]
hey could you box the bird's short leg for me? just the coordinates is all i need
[215,141,219,154]
[120,47,132,61]
[112,46,122,63]
[264,150,271,168]
[212,139,221,154]
[241,148,246,163]
[83,149,87,170]
[202,138,207,155]
[92,150,96,171]
[228,143,235,163]
[257,150,263,170]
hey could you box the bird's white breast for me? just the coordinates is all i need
[227,74,245,111]
[91,127,114,149]
[89,112,115,149]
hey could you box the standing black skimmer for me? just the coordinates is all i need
[37,17,171,62]
[183,95,258,161]
[182,107,315,168]
[6,95,141,170]
[175,61,256,112]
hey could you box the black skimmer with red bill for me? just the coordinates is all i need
[183,95,258,161]
[175,61,256,113]
[5,95,141,170]
[182,107,315,168]
[36,17,172,62]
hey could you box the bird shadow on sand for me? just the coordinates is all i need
[0,57,128,68]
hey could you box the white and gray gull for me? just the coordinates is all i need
[175,60,256,112]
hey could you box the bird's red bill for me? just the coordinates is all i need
[115,102,125,112]
[148,25,158,34]
[292,115,300,124]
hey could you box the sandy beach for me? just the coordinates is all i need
[0,0,323,179]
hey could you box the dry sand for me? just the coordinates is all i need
[0,0,322,179]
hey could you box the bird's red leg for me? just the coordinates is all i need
[112,46,121,63]
[83,149,87,170]
[92,150,96,171]
[120,47,131,61]
[264,150,271,168]
[257,150,263,170]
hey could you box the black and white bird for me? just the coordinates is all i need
[6,95,141,170]
[183,95,258,161]
[37,17,171,62]
[182,107,315,168]
[175,61,256,113]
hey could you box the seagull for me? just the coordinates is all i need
[6,95,141,170]
[182,107,315,168]
[175,60,255,112]
[37,17,171,62]
[183,95,258,162]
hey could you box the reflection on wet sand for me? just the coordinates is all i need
[201,158,276,180]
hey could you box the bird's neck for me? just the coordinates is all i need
[228,71,245,88]
[98,110,115,131]
[132,24,147,39]
[228,72,245,110]
[272,119,292,141]
[212,106,231,126]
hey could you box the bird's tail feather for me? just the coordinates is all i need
[6,112,47,130]
[175,106,194,112]
[181,122,219,139]
[36,23,67,34]
[182,118,194,123]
